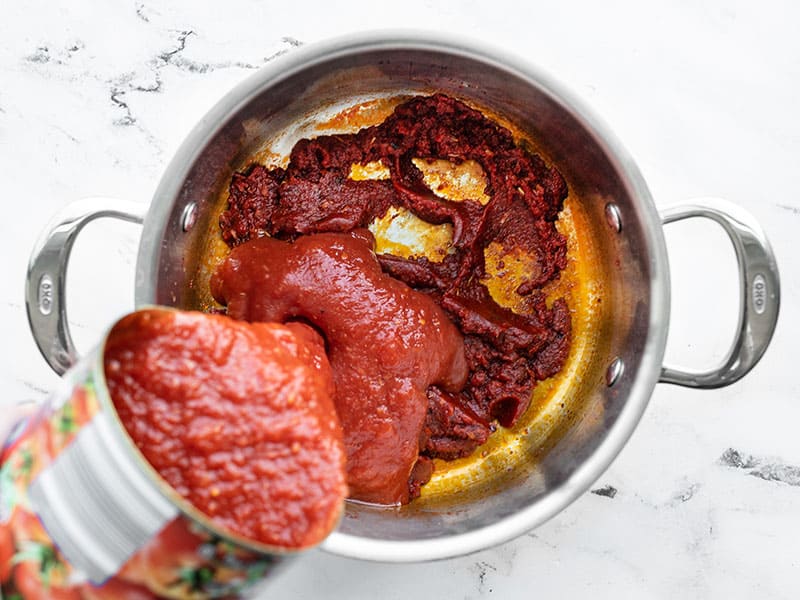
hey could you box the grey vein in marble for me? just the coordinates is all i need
[749,464,800,487]
[591,484,618,498]
[21,380,50,397]
[159,29,195,63]
[25,46,51,64]
[164,33,304,74]
[670,482,701,504]
[719,448,800,487]
[719,448,759,469]
[282,36,303,48]
[776,203,800,215]
[470,560,498,594]
[24,42,84,66]
[135,2,150,23]
[18,28,301,160]
[52,126,80,144]
[525,531,551,545]
[106,29,304,132]
[110,85,137,126]
[106,28,196,112]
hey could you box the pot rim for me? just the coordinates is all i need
[135,29,670,562]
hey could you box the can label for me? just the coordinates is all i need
[0,373,100,598]
[28,411,181,582]
[1,372,282,599]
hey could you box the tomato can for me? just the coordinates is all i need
[0,319,296,600]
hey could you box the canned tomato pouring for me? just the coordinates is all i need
[6,31,780,598]
[2,307,347,598]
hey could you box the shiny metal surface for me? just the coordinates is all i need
[605,202,623,233]
[659,198,780,387]
[133,32,671,562]
[25,198,146,374]
[606,357,625,387]
[24,32,780,563]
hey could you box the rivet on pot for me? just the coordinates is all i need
[605,203,622,233]
[181,202,197,232]
[606,357,624,387]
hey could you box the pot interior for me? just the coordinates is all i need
[136,39,665,558]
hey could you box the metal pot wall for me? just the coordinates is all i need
[25,32,780,562]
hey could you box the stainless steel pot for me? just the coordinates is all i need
[25,32,780,562]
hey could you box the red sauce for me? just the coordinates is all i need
[104,310,347,548]
[216,93,572,500]
[211,230,468,505]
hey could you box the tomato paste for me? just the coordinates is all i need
[104,310,347,548]
[211,230,468,505]
[216,93,572,501]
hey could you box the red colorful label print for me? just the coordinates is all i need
[1,376,279,599]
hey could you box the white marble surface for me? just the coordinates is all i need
[1,1,798,598]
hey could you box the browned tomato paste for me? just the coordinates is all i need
[104,310,347,548]
[217,93,572,502]
[211,230,468,505]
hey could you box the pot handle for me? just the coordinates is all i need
[658,197,779,388]
[25,198,147,375]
